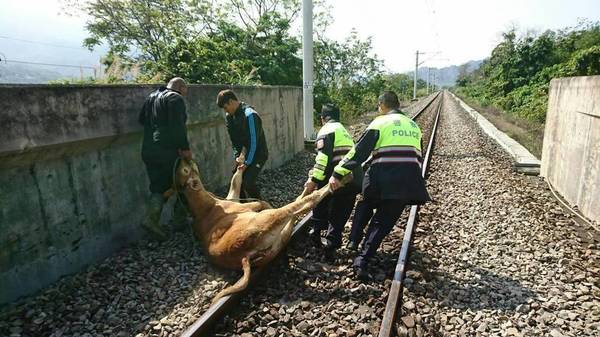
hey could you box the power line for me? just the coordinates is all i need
[424,0,442,60]
[0,58,99,79]
[0,35,88,50]
[2,59,97,70]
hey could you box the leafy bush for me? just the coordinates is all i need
[455,21,600,123]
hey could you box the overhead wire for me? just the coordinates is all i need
[0,35,100,75]
[422,0,443,87]
[2,59,97,70]
[0,35,89,50]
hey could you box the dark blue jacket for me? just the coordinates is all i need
[226,102,268,166]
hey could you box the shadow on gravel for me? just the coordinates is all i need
[408,249,536,312]
[0,233,235,337]
[232,237,394,306]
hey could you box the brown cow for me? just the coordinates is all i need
[174,158,336,303]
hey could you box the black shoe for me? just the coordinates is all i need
[324,247,336,261]
[142,222,168,242]
[353,266,371,281]
[323,239,337,261]
[308,228,322,247]
[346,240,359,252]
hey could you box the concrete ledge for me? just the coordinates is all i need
[448,92,541,175]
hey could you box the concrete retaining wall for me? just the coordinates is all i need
[0,84,303,304]
[541,76,600,224]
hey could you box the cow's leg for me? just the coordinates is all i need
[212,256,251,304]
[219,200,272,213]
[278,215,297,245]
[293,185,331,216]
[226,167,244,201]
[234,200,273,212]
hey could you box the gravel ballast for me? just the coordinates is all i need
[402,92,600,337]
[0,153,314,337]
[3,92,597,337]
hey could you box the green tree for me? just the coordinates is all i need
[455,21,600,122]
[383,73,415,101]
[314,30,386,120]
[66,0,303,84]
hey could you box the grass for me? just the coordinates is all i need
[456,95,545,159]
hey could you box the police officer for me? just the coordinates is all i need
[139,77,192,240]
[217,89,269,200]
[329,91,430,280]
[305,103,361,259]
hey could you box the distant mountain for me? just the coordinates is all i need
[411,60,483,88]
[0,35,106,84]
[0,63,66,83]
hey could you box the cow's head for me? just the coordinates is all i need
[174,158,204,194]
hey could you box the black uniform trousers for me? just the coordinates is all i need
[310,192,357,248]
[349,197,375,245]
[353,199,406,269]
[240,163,264,200]
[143,153,178,194]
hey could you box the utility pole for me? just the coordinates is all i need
[413,50,431,100]
[414,51,444,98]
[426,68,431,94]
[413,51,421,100]
[302,0,314,140]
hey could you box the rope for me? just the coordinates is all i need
[546,178,599,232]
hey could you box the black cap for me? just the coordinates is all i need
[320,103,340,121]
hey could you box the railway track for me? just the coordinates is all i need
[378,94,442,337]
[183,92,443,336]
[3,91,595,337]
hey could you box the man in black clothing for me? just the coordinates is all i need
[330,91,431,280]
[217,89,269,200]
[139,77,192,240]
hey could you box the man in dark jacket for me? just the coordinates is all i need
[139,77,192,240]
[217,89,269,200]
[329,91,431,280]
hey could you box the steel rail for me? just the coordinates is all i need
[181,92,442,337]
[412,92,440,120]
[181,212,313,337]
[378,93,443,337]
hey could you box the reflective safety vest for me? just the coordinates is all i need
[332,111,430,203]
[311,121,354,182]
[370,113,422,166]
[334,112,423,177]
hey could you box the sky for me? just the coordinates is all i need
[325,0,600,72]
[0,0,599,74]
[0,0,106,76]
